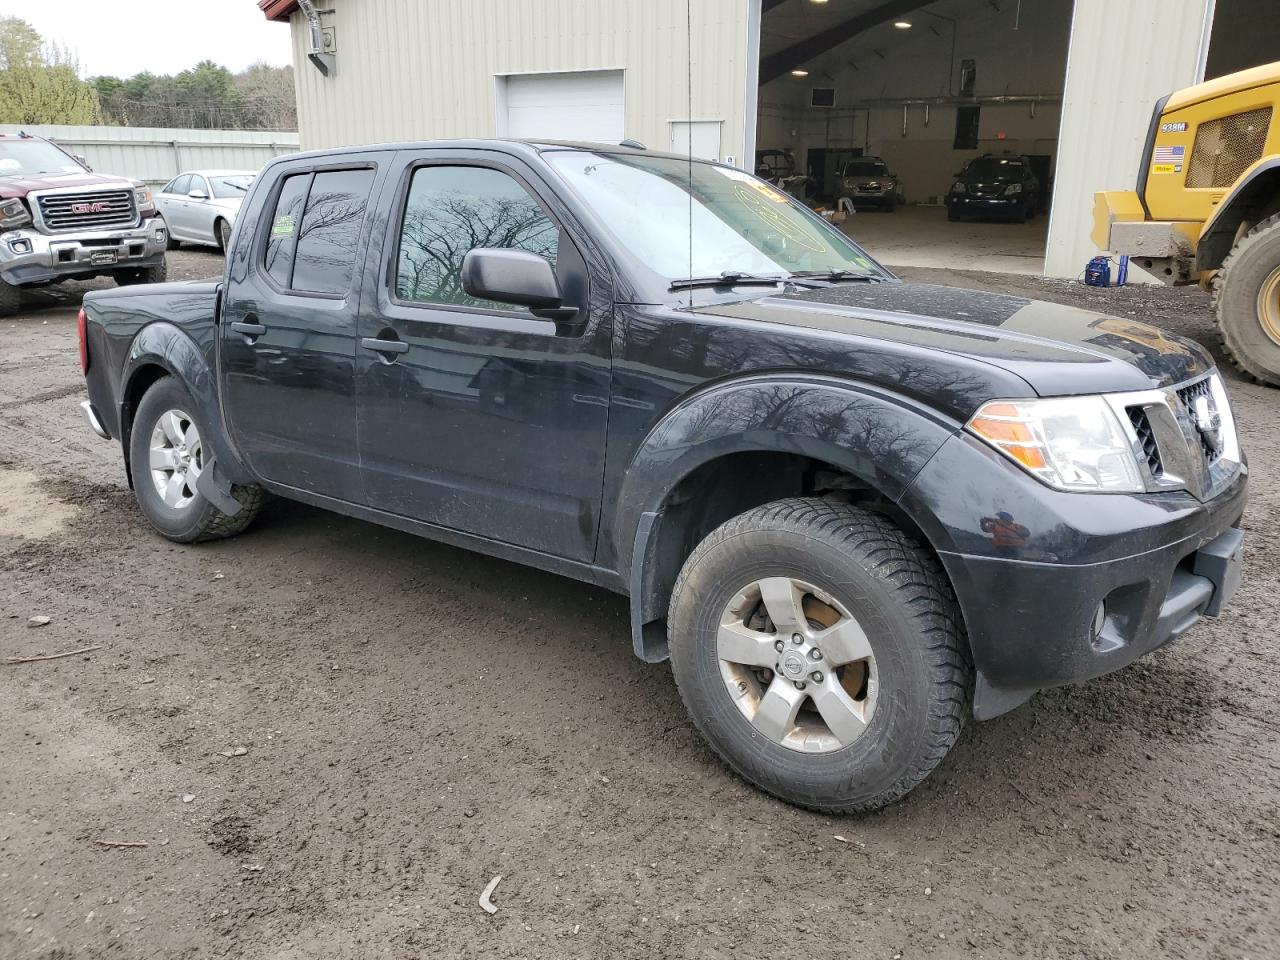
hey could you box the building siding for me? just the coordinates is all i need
[1043,0,1215,278]
[288,0,753,163]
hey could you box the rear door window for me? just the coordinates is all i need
[291,168,377,295]
[263,173,310,290]
[262,168,376,296]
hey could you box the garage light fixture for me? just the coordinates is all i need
[791,68,810,77]
[894,20,912,28]
[809,0,829,4]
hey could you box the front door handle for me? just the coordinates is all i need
[361,337,409,355]
[231,320,266,342]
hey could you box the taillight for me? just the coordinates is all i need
[77,307,89,374]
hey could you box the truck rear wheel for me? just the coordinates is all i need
[667,498,972,813]
[129,376,263,543]
[1215,213,1280,387]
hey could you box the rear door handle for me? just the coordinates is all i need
[231,321,266,342]
[361,337,409,355]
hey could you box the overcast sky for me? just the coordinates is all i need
[0,0,293,78]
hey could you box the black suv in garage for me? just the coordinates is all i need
[946,154,1041,222]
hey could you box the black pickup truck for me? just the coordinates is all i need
[79,140,1246,812]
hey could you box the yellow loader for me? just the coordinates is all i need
[1094,61,1280,385]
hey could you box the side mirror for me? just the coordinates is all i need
[462,248,564,310]
[188,189,209,200]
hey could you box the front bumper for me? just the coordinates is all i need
[1090,190,1200,285]
[947,194,1023,216]
[0,219,168,285]
[901,432,1248,720]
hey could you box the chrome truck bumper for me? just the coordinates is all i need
[80,400,110,440]
[0,220,168,286]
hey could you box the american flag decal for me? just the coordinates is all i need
[1153,145,1185,163]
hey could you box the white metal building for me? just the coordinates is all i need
[259,0,1269,278]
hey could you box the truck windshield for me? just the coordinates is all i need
[0,140,84,177]
[964,158,1023,178]
[842,161,888,177]
[545,151,883,284]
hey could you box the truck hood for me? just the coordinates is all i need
[699,281,1212,396]
[0,171,139,198]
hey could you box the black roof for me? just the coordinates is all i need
[276,137,712,167]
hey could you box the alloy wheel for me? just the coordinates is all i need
[717,576,878,753]
[149,409,203,509]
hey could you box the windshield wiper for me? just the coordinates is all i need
[668,271,791,291]
[787,269,883,283]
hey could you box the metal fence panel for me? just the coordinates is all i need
[0,124,301,184]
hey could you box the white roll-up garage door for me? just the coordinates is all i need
[499,70,625,144]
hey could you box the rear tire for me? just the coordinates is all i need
[162,219,180,250]
[0,278,20,317]
[129,376,263,543]
[1215,213,1280,387]
[115,261,168,286]
[667,498,972,813]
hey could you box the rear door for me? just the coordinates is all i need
[220,153,391,503]
[157,174,191,238]
[353,148,613,562]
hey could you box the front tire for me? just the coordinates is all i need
[0,277,20,317]
[1215,213,1280,387]
[115,261,168,286]
[129,376,263,543]
[668,498,972,813]
[217,218,232,253]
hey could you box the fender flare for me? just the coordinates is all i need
[1197,157,1280,271]
[121,322,254,491]
[614,374,961,660]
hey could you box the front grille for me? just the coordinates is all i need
[1177,377,1224,464]
[1185,106,1272,188]
[36,190,138,232]
[1127,406,1162,475]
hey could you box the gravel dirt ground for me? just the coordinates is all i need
[1,248,1278,960]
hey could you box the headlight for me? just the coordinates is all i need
[952,182,966,194]
[863,181,881,190]
[967,396,1144,492]
[0,197,32,230]
[134,187,155,212]
[1004,183,1023,196]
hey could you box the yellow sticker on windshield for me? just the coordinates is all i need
[743,179,789,203]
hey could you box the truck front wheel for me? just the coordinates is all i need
[1215,213,1280,387]
[129,377,263,543]
[667,498,972,813]
[0,277,20,317]
[115,262,168,287]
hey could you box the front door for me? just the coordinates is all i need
[355,150,612,562]
[221,156,390,503]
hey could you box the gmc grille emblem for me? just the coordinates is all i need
[70,202,108,214]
